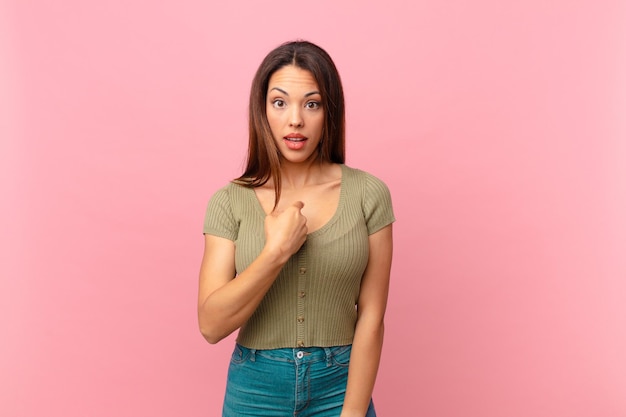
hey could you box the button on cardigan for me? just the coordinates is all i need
[203,164,395,349]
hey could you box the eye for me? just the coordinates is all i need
[272,99,286,109]
[305,101,320,110]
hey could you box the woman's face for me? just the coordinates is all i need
[266,65,324,164]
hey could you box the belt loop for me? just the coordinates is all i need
[250,348,256,362]
[324,347,332,366]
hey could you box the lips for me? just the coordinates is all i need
[283,133,307,150]
[284,133,307,141]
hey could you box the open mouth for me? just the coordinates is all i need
[283,136,307,150]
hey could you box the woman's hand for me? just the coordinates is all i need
[263,201,308,262]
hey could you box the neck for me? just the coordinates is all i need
[279,158,329,189]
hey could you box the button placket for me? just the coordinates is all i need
[296,242,307,347]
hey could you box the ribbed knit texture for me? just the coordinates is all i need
[203,164,395,349]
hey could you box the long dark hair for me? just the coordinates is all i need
[234,40,346,208]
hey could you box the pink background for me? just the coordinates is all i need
[2,1,625,416]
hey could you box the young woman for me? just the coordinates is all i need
[198,40,394,417]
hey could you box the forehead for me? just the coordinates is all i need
[267,65,319,92]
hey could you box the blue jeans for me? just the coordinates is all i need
[223,344,376,417]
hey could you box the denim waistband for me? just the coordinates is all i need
[235,343,352,364]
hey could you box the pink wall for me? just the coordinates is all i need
[2,1,625,416]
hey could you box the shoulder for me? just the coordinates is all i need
[342,165,392,195]
[209,181,249,202]
[342,165,395,234]
[205,181,253,218]
[204,182,250,239]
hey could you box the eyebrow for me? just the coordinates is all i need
[269,87,321,97]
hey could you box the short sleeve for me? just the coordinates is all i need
[203,186,239,241]
[363,173,395,235]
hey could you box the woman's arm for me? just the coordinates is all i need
[198,201,307,344]
[341,224,393,417]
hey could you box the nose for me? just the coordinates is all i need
[289,107,303,128]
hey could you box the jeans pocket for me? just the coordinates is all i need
[330,345,352,367]
[230,344,251,365]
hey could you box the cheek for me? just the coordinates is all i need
[266,112,280,132]
[313,114,325,131]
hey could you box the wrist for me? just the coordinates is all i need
[260,244,290,267]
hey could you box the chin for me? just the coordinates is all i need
[280,152,318,164]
